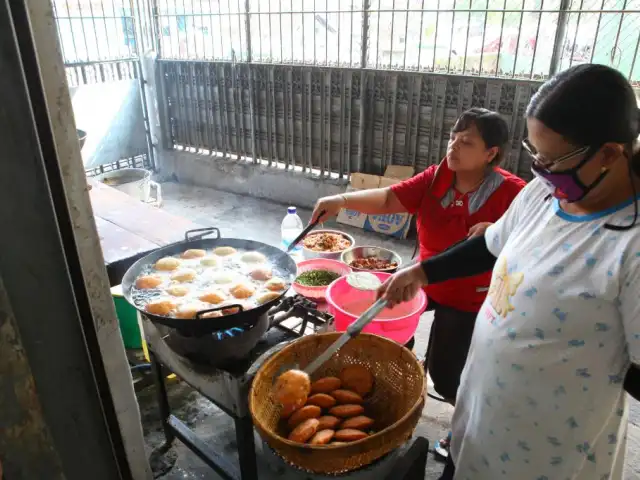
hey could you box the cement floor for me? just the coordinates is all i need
[139,181,640,480]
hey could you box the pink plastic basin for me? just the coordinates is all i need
[292,258,353,301]
[325,272,427,345]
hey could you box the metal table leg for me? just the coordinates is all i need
[234,415,258,480]
[150,351,175,446]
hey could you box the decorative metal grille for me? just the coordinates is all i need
[160,61,539,179]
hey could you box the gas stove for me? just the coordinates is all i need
[142,294,424,480]
[159,295,335,370]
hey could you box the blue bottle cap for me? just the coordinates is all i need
[287,206,297,214]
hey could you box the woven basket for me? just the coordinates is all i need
[249,333,426,475]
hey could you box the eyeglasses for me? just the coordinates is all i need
[522,138,590,170]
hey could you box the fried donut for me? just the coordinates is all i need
[166,285,189,297]
[275,369,311,411]
[250,267,272,281]
[265,277,286,292]
[199,290,226,304]
[181,249,206,259]
[154,257,181,271]
[170,268,197,283]
[230,283,255,299]
[145,299,177,316]
[135,275,163,290]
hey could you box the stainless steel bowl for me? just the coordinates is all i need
[340,246,402,273]
[301,229,356,261]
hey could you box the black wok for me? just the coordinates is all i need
[120,227,297,336]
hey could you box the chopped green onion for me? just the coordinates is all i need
[295,269,341,287]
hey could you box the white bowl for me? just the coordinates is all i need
[301,229,356,261]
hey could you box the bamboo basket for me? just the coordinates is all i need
[249,333,425,474]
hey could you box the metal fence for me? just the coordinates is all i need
[152,0,640,83]
[159,61,539,180]
[53,0,639,181]
[53,0,154,85]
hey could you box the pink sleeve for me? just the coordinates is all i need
[390,166,436,215]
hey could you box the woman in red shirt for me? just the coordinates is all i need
[310,108,525,457]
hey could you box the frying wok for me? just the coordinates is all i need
[120,227,297,336]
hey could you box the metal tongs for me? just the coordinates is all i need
[299,272,387,377]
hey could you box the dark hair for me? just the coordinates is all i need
[527,64,640,176]
[451,108,509,166]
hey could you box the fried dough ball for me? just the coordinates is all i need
[174,302,208,319]
[135,275,163,290]
[213,246,236,257]
[256,292,280,305]
[170,268,197,283]
[274,369,311,411]
[221,305,241,316]
[145,299,177,316]
[250,267,272,281]
[265,277,286,292]
[200,256,218,267]
[154,257,181,271]
[230,283,255,299]
[199,290,226,304]
[181,249,206,259]
[240,251,267,264]
[208,272,236,284]
[166,285,189,297]
[339,365,374,396]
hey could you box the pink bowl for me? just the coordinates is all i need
[325,272,427,345]
[292,259,353,301]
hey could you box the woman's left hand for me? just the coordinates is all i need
[376,263,428,308]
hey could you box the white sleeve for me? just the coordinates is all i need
[621,250,640,363]
[484,180,535,257]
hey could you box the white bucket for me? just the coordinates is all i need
[95,168,162,205]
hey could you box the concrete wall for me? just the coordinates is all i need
[70,80,147,169]
[156,149,348,209]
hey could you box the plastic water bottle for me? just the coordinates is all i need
[281,206,304,257]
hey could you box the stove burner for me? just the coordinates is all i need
[159,295,334,367]
[214,326,246,340]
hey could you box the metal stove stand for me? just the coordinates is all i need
[145,296,429,480]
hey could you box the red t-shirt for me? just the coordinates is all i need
[391,161,525,312]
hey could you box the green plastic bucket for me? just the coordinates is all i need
[111,285,143,349]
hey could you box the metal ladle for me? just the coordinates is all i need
[273,272,388,407]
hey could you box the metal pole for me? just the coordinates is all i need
[360,0,370,68]
[245,0,258,164]
[548,0,571,76]
[356,0,370,173]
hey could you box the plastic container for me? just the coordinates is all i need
[111,285,143,349]
[292,258,352,301]
[281,206,304,255]
[325,272,427,345]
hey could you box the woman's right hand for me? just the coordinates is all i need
[376,263,428,308]
[310,195,346,224]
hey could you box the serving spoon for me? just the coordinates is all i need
[273,272,387,409]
